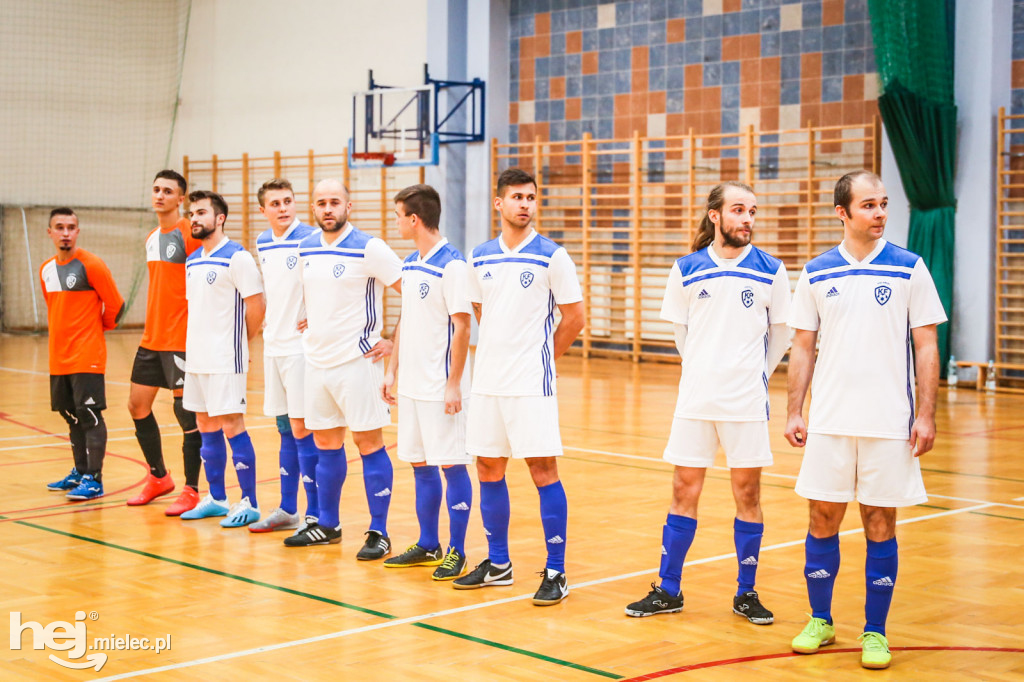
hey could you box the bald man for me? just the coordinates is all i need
[284,179,404,561]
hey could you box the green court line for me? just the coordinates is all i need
[968,511,1024,522]
[916,504,951,510]
[15,520,621,679]
[920,468,1024,485]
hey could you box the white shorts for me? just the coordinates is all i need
[795,433,927,507]
[466,394,562,459]
[304,356,391,432]
[182,372,248,417]
[663,418,773,468]
[263,353,306,418]
[397,395,471,466]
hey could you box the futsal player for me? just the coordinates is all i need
[247,178,322,535]
[126,170,205,515]
[785,171,946,669]
[452,168,585,606]
[284,179,402,559]
[178,190,267,528]
[623,182,791,624]
[42,208,125,500]
[380,184,474,580]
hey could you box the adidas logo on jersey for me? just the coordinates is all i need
[175,378,184,386]
[697,289,710,299]
[373,487,392,497]
[234,461,250,471]
[279,467,290,476]
[83,396,96,405]
[872,576,894,587]
[740,555,758,566]
[547,535,564,544]
[450,501,469,511]
[826,286,840,298]
[482,271,493,280]
[484,528,492,536]
[240,397,246,405]
[301,475,315,484]
[807,569,831,579]
[661,544,668,555]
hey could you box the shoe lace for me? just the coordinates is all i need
[859,632,888,652]
[802,615,829,637]
[439,550,461,570]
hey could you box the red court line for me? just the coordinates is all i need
[620,646,1024,680]
[0,456,66,467]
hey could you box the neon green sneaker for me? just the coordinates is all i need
[859,631,891,669]
[791,616,836,654]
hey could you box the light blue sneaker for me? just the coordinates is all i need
[47,467,82,491]
[66,474,103,501]
[180,494,229,520]
[220,497,261,528]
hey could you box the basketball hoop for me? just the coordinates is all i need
[350,151,396,167]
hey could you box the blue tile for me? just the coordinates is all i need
[844,22,866,49]
[822,51,842,76]
[648,20,667,44]
[703,62,722,86]
[760,7,780,31]
[509,126,518,144]
[649,0,667,21]
[723,12,743,36]
[633,0,650,23]
[511,0,521,16]
[510,80,519,100]
[1015,3,1024,32]
[581,6,598,28]
[1012,88,1024,114]
[536,78,551,99]
[650,44,667,67]
[685,15,703,40]
[536,100,550,120]
[536,58,550,78]
[667,89,685,113]
[567,75,582,96]
[684,0,702,17]
[615,70,632,93]
[550,99,566,120]
[550,54,566,76]
[844,48,866,75]
[781,79,800,105]
[684,39,702,64]
[666,65,685,90]
[551,33,566,55]
[583,29,599,51]
[615,47,631,70]
[599,51,616,72]
[566,53,582,74]
[761,30,780,56]
[781,30,801,55]
[553,10,568,32]
[703,37,722,61]
[599,27,614,49]
[598,95,615,117]
[582,96,599,117]
[650,66,667,89]
[721,109,739,134]
[536,0,551,13]
[845,0,867,22]
[511,38,520,59]
[667,0,687,19]
[722,60,740,84]
[511,60,520,80]
[598,119,614,139]
[552,0,567,10]
[741,9,760,34]
[599,74,617,94]
[567,0,582,8]
[1015,33,1024,60]
[615,25,632,47]
[631,23,648,44]
[865,48,876,72]
[722,84,740,107]
[583,74,599,95]
[822,76,843,102]
[703,15,722,37]
[823,25,843,50]
[616,1,631,25]
[566,120,582,139]
[802,27,823,52]
[781,54,800,80]
[803,0,822,27]
[550,121,566,140]
[581,119,597,137]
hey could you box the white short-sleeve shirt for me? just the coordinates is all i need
[299,223,402,369]
[789,238,947,439]
[661,244,791,421]
[256,220,318,357]
[468,229,583,397]
[185,236,264,374]
[397,238,473,401]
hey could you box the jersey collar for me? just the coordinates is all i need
[203,235,231,257]
[321,222,353,247]
[274,218,301,242]
[707,242,751,268]
[838,238,886,265]
[499,228,538,254]
[414,237,449,262]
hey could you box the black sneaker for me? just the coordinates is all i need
[733,590,774,625]
[532,568,569,606]
[432,547,467,581]
[356,530,391,560]
[625,583,684,617]
[283,522,341,547]
[384,543,443,568]
[452,559,514,589]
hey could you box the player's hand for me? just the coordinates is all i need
[784,414,807,448]
[444,384,462,415]
[381,372,397,406]
[296,318,308,332]
[364,338,393,362]
[909,416,936,457]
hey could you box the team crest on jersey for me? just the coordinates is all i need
[287,255,298,269]
[740,287,754,308]
[874,284,892,306]
[166,244,177,259]
[419,281,430,298]
[206,270,217,284]
[520,271,535,288]
[65,274,77,289]
[333,263,346,278]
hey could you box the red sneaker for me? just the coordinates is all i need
[126,473,175,506]
[164,486,200,516]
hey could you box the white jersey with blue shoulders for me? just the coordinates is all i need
[256,220,318,357]
[299,223,402,369]
[185,236,264,374]
[467,229,583,397]
[661,244,791,421]
[789,238,947,439]
[397,238,472,401]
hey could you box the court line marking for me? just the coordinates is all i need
[68,502,993,680]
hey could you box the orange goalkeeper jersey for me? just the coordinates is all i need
[39,249,125,375]
[139,218,202,351]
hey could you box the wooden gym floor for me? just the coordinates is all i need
[1,330,1022,680]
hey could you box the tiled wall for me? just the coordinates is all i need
[509,0,880,143]
[1013,0,1024,114]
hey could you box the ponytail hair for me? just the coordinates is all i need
[690,181,755,252]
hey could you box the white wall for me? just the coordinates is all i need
[169,0,428,163]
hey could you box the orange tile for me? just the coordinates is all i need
[724,0,742,11]
[741,59,760,85]
[740,34,761,60]
[823,0,844,26]
[843,74,864,102]
[721,157,740,178]
[632,46,649,71]
[821,102,842,125]
[582,52,599,75]
[649,90,667,114]
[685,88,702,111]
[701,110,719,135]
[667,18,687,43]
[520,79,534,100]
[722,36,742,60]
[667,113,685,135]
[521,58,535,80]
[615,93,631,116]
[615,115,631,139]
[801,77,821,104]
[761,106,779,131]
[800,103,820,127]
[566,31,582,54]
[801,53,822,80]
[843,101,868,125]
[535,12,550,35]
[535,34,550,58]
[702,86,721,111]
[550,76,566,100]
[631,92,647,116]
[509,102,519,125]
[520,36,534,61]
[566,97,581,120]
[761,57,780,83]
[519,123,533,141]
[632,116,648,137]
[761,81,780,107]
[685,64,703,87]
[684,113,700,134]
[535,122,550,141]
[741,82,762,107]
[633,69,649,92]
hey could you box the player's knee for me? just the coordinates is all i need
[276,415,292,434]
[75,407,104,429]
[173,397,197,432]
[58,409,78,427]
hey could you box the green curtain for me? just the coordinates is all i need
[868,0,957,372]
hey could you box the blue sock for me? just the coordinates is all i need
[361,446,393,534]
[734,518,764,595]
[315,446,347,529]
[413,466,442,549]
[443,465,472,555]
[199,430,227,500]
[227,431,258,507]
[538,480,568,573]
[804,533,841,623]
[480,479,511,565]
[295,434,320,519]
[659,514,697,597]
[864,537,898,636]
[277,417,299,514]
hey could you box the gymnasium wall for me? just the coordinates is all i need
[1013,0,1024,114]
